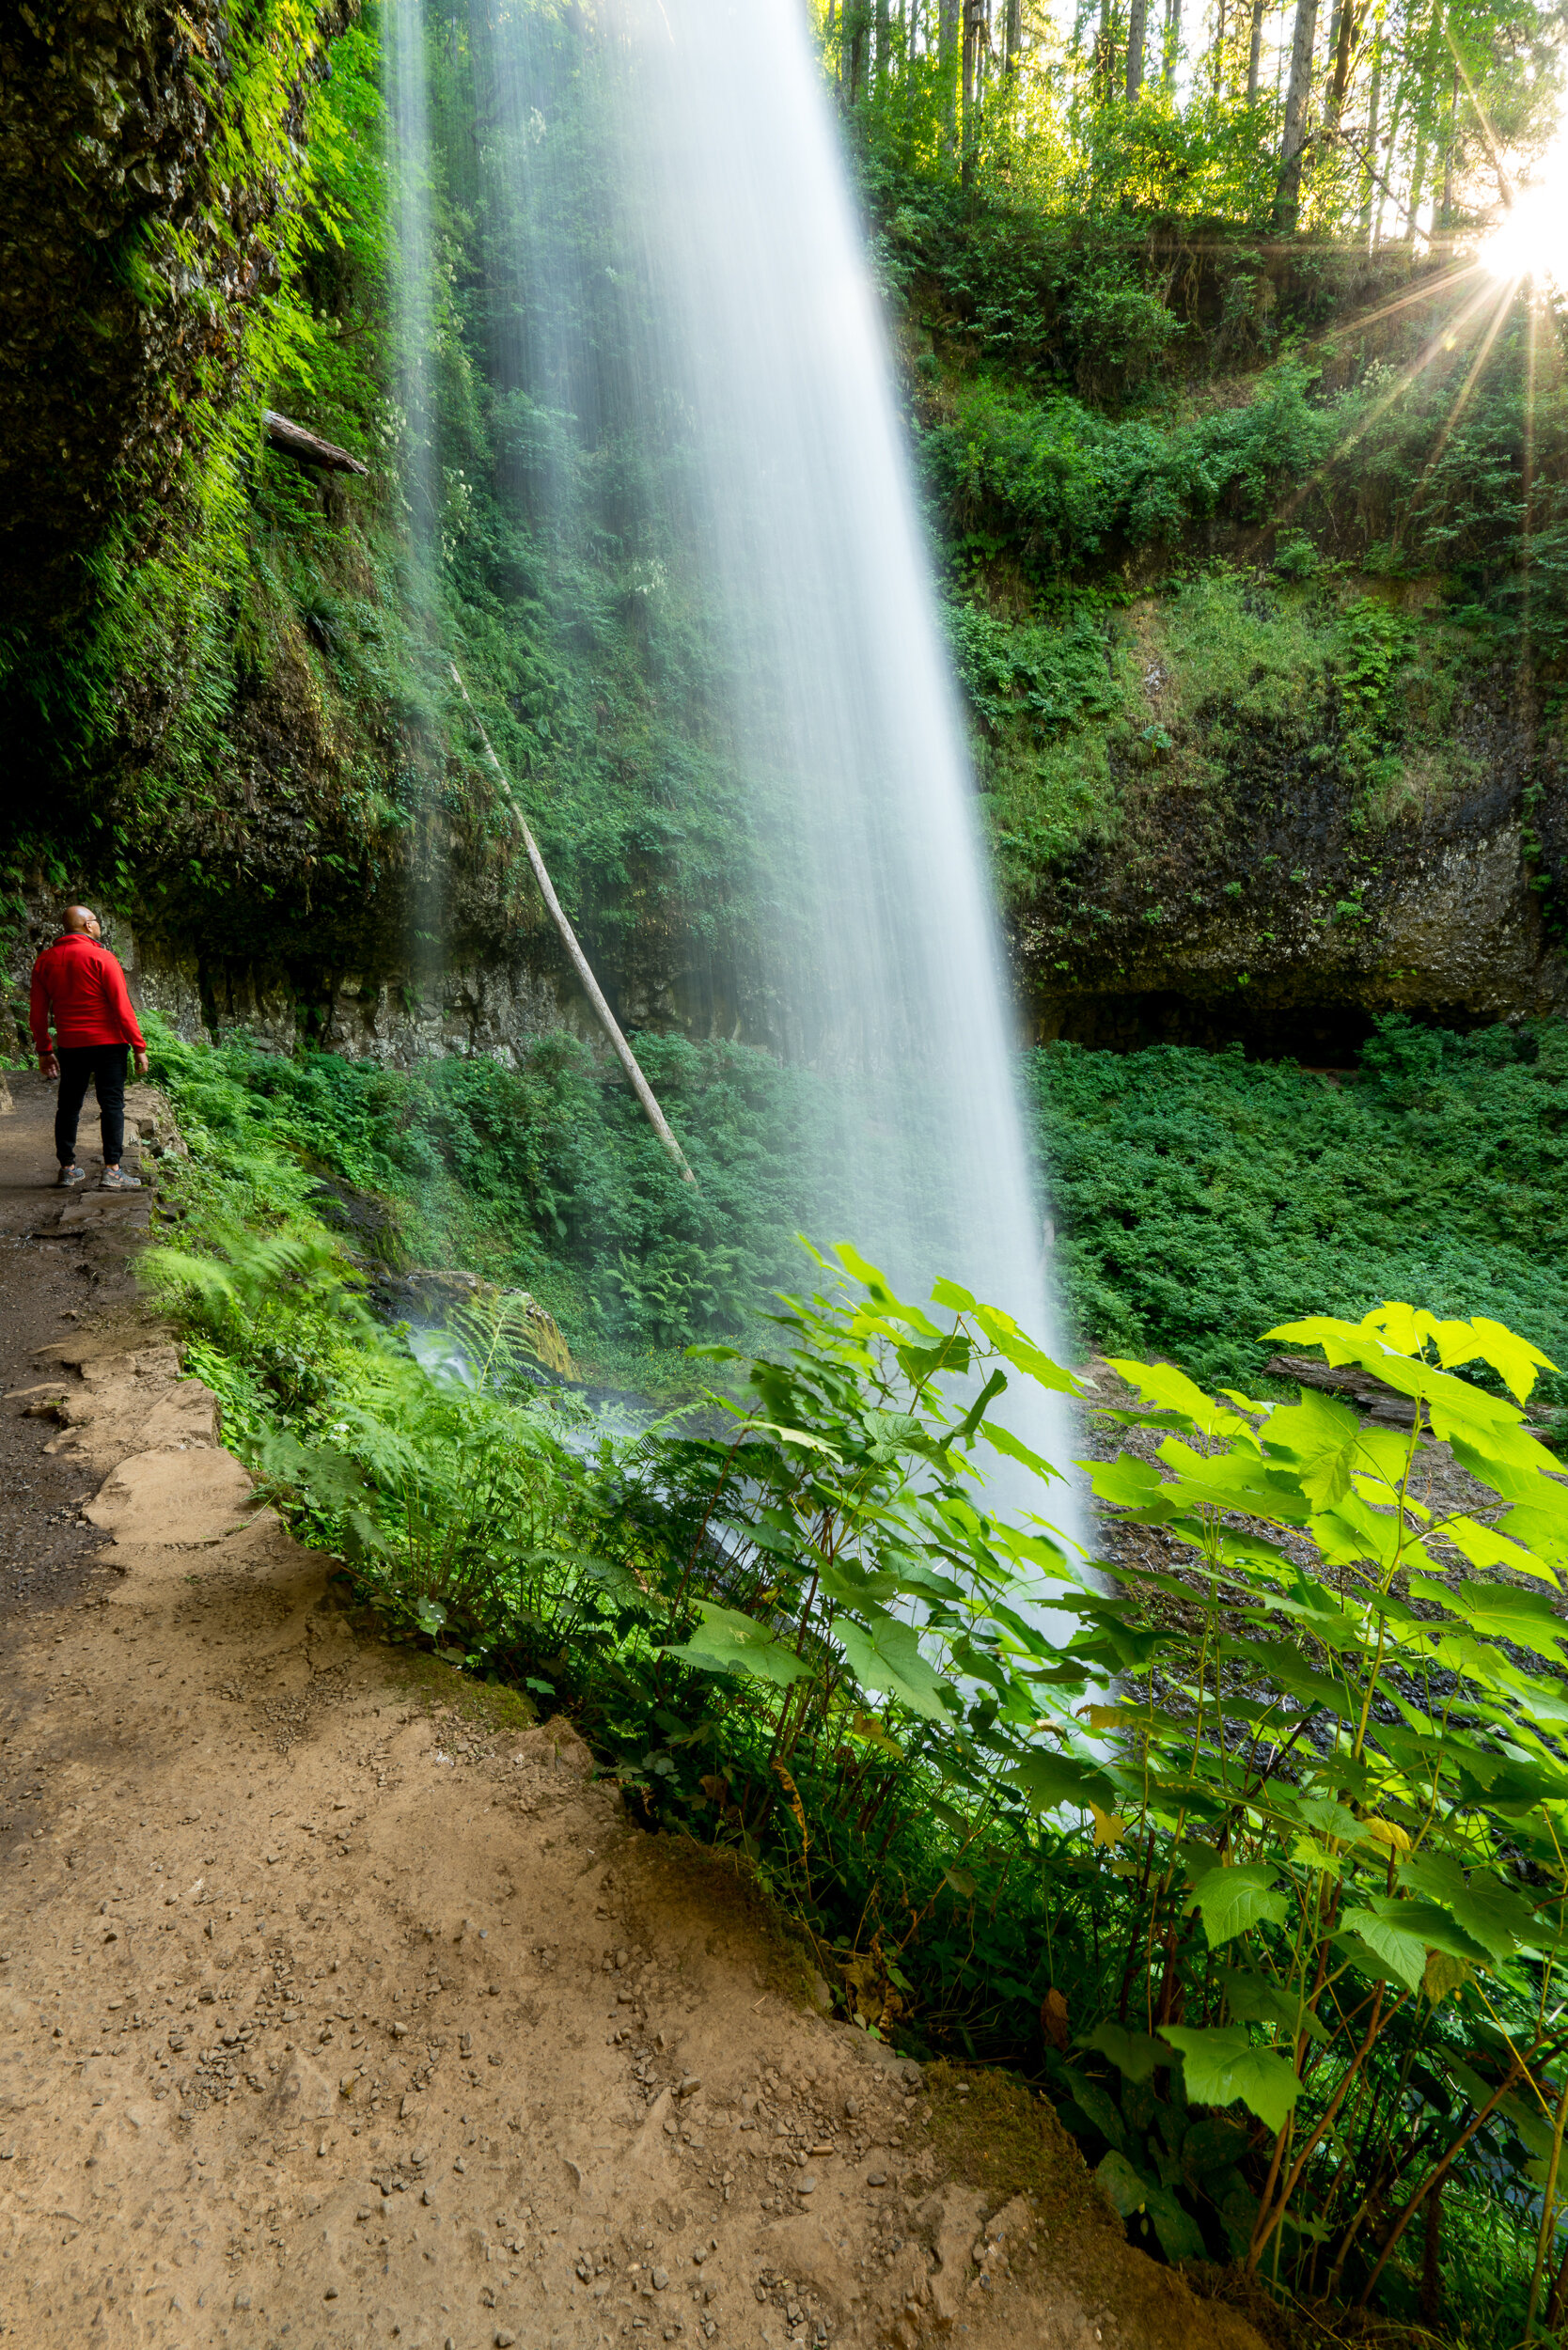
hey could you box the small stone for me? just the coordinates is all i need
[324,2285,339,2299]
[422,2187,434,2206]
[867,2170,887,2187]
[651,2267,669,2290]
[233,2291,252,2310]
[454,2156,466,2173]
[798,2175,817,2195]
[495,2332,517,2347]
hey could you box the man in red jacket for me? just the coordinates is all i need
[29,905,150,1191]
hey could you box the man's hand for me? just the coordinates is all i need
[39,1051,57,1081]
[133,1047,149,1078]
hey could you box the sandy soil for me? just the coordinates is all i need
[0,1071,1267,2350]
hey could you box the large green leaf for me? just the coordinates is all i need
[1408,1575,1568,1661]
[1142,2182,1207,2264]
[835,1612,952,1719]
[1221,1969,1330,2044]
[1086,1452,1180,1517]
[662,1603,813,1688]
[1079,2022,1166,2082]
[1008,1747,1120,1815]
[972,1303,1079,1392]
[1158,2026,1302,2132]
[1185,1864,1288,1949]
[1094,2151,1148,2217]
[1260,1387,1361,1510]
[1443,1515,1559,1587]
[1396,1856,1539,1965]
[1104,1357,1245,1436]
[1338,1896,1492,1988]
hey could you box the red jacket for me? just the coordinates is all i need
[30,932,147,1056]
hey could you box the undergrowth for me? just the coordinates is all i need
[136,1009,1568,1434]
[1031,1016,1568,1426]
[140,1069,1568,2340]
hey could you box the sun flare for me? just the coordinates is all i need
[1479,157,1568,285]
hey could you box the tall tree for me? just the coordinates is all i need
[940,0,960,151]
[1325,0,1364,126]
[1096,0,1118,101]
[1274,0,1320,226]
[1246,0,1267,101]
[962,0,987,184]
[1163,0,1183,85]
[1128,0,1148,95]
[1359,11,1385,235]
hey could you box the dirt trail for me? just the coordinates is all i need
[0,1071,1266,2350]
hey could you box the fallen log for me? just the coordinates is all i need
[449,664,698,1187]
[262,409,369,476]
[1265,1352,1548,1435]
[1264,1354,1417,1426]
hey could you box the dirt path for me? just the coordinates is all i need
[0,1071,1266,2350]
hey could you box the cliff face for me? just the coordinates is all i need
[2,16,1560,1066]
[0,0,347,629]
[1010,665,1563,1057]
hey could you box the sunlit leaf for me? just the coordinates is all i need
[835,1613,952,1720]
[1423,1950,1473,2006]
[1105,1356,1244,1435]
[1088,1802,1128,1848]
[1158,2027,1302,2132]
[1185,1863,1288,1949]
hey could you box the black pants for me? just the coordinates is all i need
[55,1044,128,1168]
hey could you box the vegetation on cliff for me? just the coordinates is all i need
[5,0,1565,1035]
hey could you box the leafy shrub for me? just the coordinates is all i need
[1032,1021,1568,1425]
[921,365,1331,586]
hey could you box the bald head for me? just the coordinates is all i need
[62,906,101,936]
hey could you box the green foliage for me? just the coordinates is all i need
[146,1016,945,1380]
[149,1093,1568,2325]
[1031,1019,1568,1425]
[923,366,1332,585]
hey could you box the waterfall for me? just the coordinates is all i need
[406,0,1086,1564]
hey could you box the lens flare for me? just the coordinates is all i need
[1480,163,1568,285]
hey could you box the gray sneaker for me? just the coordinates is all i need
[101,1167,143,1191]
[55,1163,86,1187]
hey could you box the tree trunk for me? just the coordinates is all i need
[1096,0,1115,102]
[940,0,959,152]
[961,0,982,183]
[1438,59,1459,226]
[1127,0,1147,97]
[1163,0,1182,86]
[1247,0,1266,101]
[1360,21,1383,237]
[1273,0,1320,227]
[1326,0,1362,123]
[1005,0,1021,75]
[1211,0,1227,96]
[875,0,890,86]
[1405,109,1428,241]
